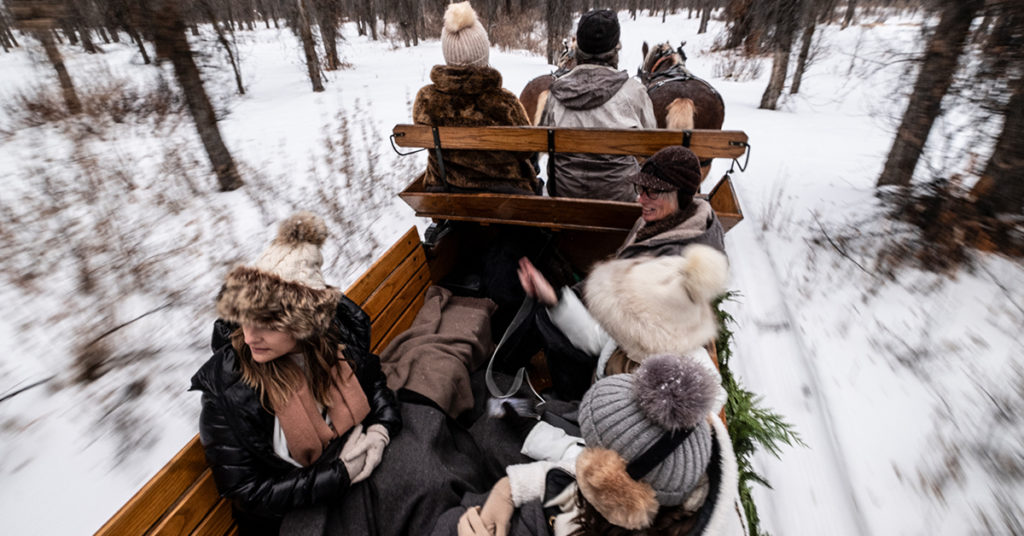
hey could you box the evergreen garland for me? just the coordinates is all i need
[713,292,804,536]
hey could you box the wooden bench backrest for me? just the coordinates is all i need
[391,124,749,160]
[94,227,429,536]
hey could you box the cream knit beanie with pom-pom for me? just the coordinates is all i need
[441,2,489,67]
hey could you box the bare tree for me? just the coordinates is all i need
[759,0,802,110]
[293,0,324,91]
[790,0,819,94]
[877,0,982,188]
[199,0,246,94]
[314,0,343,68]
[545,0,571,65]
[36,27,83,113]
[153,0,243,191]
[698,0,713,34]
[841,0,857,29]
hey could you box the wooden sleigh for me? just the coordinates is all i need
[95,125,749,536]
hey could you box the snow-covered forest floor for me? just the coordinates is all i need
[1,10,1022,535]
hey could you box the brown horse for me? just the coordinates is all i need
[519,39,577,125]
[639,42,725,177]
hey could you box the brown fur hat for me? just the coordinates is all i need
[216,212,341,339]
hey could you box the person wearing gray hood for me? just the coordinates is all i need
[540,9,657,202]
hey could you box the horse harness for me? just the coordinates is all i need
[645,66,723,103]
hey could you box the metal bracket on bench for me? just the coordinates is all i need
[388,132,427,156]
[431,126,452,192]
[681,130,692,148]
[728,140,751,173]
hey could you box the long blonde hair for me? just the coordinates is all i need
[231,326,350,411]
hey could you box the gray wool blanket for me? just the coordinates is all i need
[380,285,497,418]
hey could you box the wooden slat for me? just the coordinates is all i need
[400,175,640,233]
[94,436,208,536]
[190,499,234,536]
[372,282,431,355]
[344,227,421,306]
[369,263,432,350]
[707,174,743,233]
[392,124,749,159]
[149,470,220,536]
[361,246,427,319]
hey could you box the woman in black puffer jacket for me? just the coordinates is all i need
[190,212,400,536]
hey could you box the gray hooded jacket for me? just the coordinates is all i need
[540,64,657,202]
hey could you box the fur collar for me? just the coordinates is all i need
[429,64,503,95]
[630,198,712,247]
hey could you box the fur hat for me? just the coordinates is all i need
[216,212,341,340]
[584,245,729,362]
[577,356,719,529]
[576,9,620,55]
[629,146,702,201]
[442,2,490,67]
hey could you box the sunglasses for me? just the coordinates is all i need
[633,184,671,199]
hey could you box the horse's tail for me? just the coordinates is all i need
[666,98,695,130]
[533,90,549,126]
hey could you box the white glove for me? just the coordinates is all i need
[342,423,389,484]
[339,424,367,481]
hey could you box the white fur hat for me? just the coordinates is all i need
[583,245,729,362]
[441,2,490,67]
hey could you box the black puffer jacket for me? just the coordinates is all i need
[190,295,401,534]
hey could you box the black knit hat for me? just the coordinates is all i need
[576,9,620,55]
[629,146,702,200]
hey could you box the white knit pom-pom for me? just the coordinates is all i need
[444,1,478,34]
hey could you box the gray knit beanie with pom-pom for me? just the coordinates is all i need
[441,2,490,67]
[578,355,719,510]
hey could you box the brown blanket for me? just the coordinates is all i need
[380,286,496,418]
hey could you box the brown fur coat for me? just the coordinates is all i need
[413,65,540,194]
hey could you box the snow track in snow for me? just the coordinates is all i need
[726,223,870,536]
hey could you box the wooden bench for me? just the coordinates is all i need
[94,227,434,536]
[393,124,746,272]
[392,124,747,232]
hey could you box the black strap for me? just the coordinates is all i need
[546,128,556,196]
[431,126,451,193]
[626,426,696,480]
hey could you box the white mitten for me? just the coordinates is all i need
[343,423,389,484]
[339,424,367,481]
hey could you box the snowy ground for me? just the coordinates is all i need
[1,10,1022,536]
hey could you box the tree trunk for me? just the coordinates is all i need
[698,0,712,34]
[35,29,82,114]
[724,0,754,50]
[294,0,324,91]
[206,2,245,94]
[841,0,857,29]
[759,0,801,110]
[972,73,1024,216]
[546,0,571,65]
[877,0,982,188]
[790,3,818,95]
[315,0,341,69]
[153,0,243,191]
[361,0,377,40]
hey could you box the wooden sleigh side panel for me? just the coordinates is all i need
[94,227,430,536]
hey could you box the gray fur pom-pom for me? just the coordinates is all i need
[634,355,718,430]
[276,211,328,246]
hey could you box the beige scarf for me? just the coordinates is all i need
[276,358,371,466]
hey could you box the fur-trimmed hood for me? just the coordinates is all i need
[583,245,729,360]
